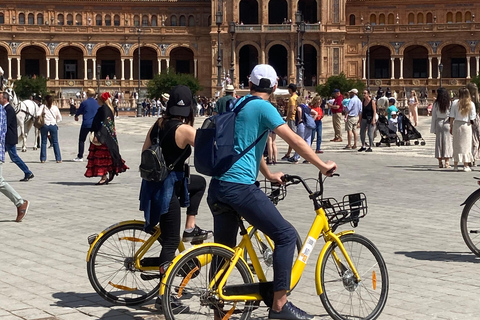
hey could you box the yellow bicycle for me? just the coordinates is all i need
[160,174,389,320]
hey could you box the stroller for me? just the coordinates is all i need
[398,112,426,145]
[375,114,401,147]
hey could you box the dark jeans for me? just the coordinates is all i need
[40,125,61,162]
[158,175,206,265]
[207,179,297,292]
[5,144,32,177]
[311,120,323,151]
[77,126,91,159]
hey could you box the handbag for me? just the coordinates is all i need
[33,107,45,129]
[90,132,101,146]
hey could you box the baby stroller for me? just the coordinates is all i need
[375,114,401,147]
[398,112,426,145]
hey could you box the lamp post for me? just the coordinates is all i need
[438,63,444,88]
[216,2,223,91]
[136,28,142,117]
[229,21,236,87]
[300,21,305,89]
[96,64,101,95]
[295,11,304,88]
[364,23,372,91]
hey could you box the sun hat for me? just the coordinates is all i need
[249,64,278,88]
[348,88,358,94]
[86,88,96,96]
[166,85,192,117]
[161,93,170,100]
[225,85,235,92]
[391,111,397,115]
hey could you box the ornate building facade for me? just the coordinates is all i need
[0,0,479,98]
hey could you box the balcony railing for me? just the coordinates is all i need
[346,22,480,33]
[235,23,321,33]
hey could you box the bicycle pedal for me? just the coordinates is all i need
[140,273,161,281]
[190,239,204,245]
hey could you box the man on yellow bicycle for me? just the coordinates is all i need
[207,64,337,320]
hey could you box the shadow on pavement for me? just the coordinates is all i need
[395,250,480,263]
[387,165,470,172]
[50,181,96,186]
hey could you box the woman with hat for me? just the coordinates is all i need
[85,92,128,185]
[139,85,211,310]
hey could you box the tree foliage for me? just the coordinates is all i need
[471,75,480,90]
[147,69,201,99]
[315,73,366,98]
[13,76,49,100]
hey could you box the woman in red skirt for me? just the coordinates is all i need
[85,92,129,185]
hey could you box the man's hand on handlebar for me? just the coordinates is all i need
[266,171,284,185]
[320,161,337,177]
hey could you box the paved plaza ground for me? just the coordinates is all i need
[1,112,479,320]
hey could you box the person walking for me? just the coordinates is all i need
[281,83,298,160]
[37,95,62,163]
[310,95,324,153]
[408,90,419,126]
[343,88,362,150]
[329,89,343,142]
[450,87,476,172]
[288,96,317,164]
[358,89,377,152]
[214,84,235,114]
[430,88,453,168]
[85,92,128,184]
[0,102,29,222]
[0,91,34,181]
[74,88,99,162]
[467,83,480,164]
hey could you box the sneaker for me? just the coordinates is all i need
[16,200,29,222]
[365,148,373,152]
[155,296,190,314]
[302,160,309,164]
[358,147,366,152]
[287,157,299,164]
[73,157,84,162]
[182,225,213,243]
[268,301,315,320]
[20,173,34,182]
[281,155,291,161]
[464,166,472,172]
[315,150,323,154]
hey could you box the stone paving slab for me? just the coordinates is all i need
[1,113,479,320]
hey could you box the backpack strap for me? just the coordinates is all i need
[232,95,262,114]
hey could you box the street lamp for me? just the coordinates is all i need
[438,63,444,88]
[96,64,101,95]
[216,2,223,90]
[295,11,305,89]
[364,23,372,91]
[229,21,236,87]
[136,28,142,117]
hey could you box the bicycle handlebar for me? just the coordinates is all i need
[282,173,340,199]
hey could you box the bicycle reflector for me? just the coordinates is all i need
[372,271,377,290]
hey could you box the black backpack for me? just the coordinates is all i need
[139,123,186,182]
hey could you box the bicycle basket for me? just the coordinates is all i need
[320,193,367,228]
[258,179,286,205]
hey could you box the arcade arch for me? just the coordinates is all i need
[238,45,258,88]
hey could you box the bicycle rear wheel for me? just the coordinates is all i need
[87,223,162,305]
[319,233,389,320]
[162,246,255,320]
[461,190,480,256]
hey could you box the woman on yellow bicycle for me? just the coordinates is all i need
[139,85,212,309]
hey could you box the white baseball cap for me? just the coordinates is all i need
[348,88,358,94]
[249,64,278,88]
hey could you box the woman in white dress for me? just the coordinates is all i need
[430,88,453,168]
[449,87,477,172]
[467,83,480,164]
[408,90,419,126]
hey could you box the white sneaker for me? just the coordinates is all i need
[464,167,472,172]
[73,157,84,162]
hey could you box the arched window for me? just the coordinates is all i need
[447,12,453,23]
[379,14,385,25]
[37,13,44,25]
[188,15,195,27]
[426,13,433,23]
[179,15,186,26]
[370,14,376,25]
[417,13,424,24]
[0,13,4,24]
[28,13,34,25]
[408,13,414,24]
[105,14,111,26]
[57,14,64,25]
[19,13,25,25]
[67,14,73,26]
[96,14,102,26]
[465,11,472,22]
[134,15,140,26]
[152,15,158,26]
[114,14,120,26]
[142,15,149,26]
[349,14,355,25]
[76,14,82,25]
[171,15,177,26]
[387,13,394,24]
[456,12,462,23]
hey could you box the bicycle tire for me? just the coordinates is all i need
[461,190,480,256]
[87,223,162,305]
[244,226,303,281]
[162,246,255,320]
[319,233,389,320]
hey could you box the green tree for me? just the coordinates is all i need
[315,73,365,98]
[13,75,49,100]
[146,68,201,99]
[471,75,480,90]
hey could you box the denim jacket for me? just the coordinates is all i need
[0,106,7,163]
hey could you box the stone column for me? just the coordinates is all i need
[83,58,88,80]
[166,59,170,69]
[399,57,404,79]
[390,58,395,79]
[17,59,21,79]
[437,58,441,79]
[92,59,97,80]
[194,59,197,78]
[428,57,432,79]
[46,58,50,79]
[129,59,133,80]
[55,58,59,80]
[7,58,12,79]
[158,59,161,74]
[476,56,480,77]
[121,58,125,80]
[467,56,471,79]
[362,58,366,80]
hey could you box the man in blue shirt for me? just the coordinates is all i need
[74,88,99,161]
[207,64,337,320]
[0,98,29,222]
[344,88,362,149]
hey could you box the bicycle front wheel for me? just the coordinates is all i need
[319,233,389,320]
[461,190,480,256]
[162,246,255,320]
[87,223,162,305]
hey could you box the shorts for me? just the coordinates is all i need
[287,119,297,133]
[345,116,359,131]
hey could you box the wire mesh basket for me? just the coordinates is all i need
[320,193,368,228]
[258,179,286,205]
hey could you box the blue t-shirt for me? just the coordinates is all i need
[76,97,99,128]
[386,105,398,120]
[216,95,285,184]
